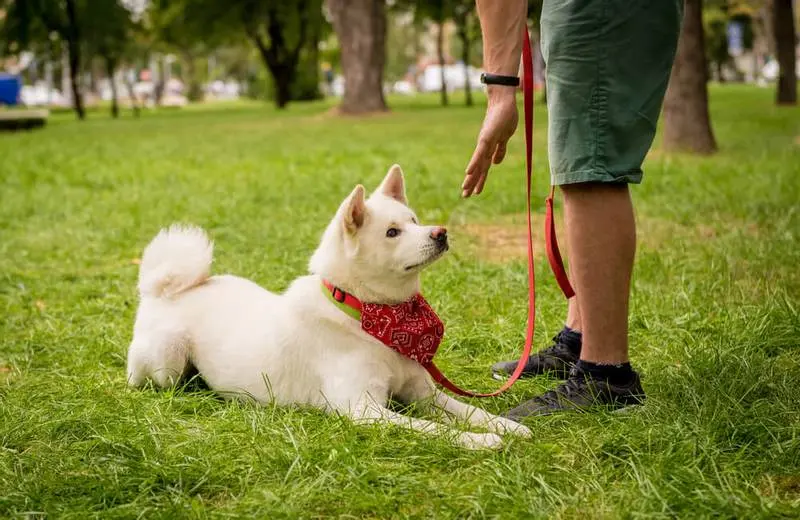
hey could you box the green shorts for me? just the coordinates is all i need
[541,0,682,185]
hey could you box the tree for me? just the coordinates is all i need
[290,13,329,101]
[663,0,718,154]
[155,0,323,109]
[147,0,221,103]
[328,0,389,114]
[400,0,451,106]
[142,0,320,108]
[84,0,136,118]
[773,0,797,104]
[384,9,420,83]
[1,0,137,120]
[704,3,732,82]
[425,1,450,106]
[241,0,323,108]
[119,19,151,118]
[62,0,82,118]
[1,0,87,119]
[452,0,475,106]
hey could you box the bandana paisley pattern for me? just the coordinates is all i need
[360,295,445,365]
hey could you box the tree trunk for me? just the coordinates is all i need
[663,0,717,154]
[88,60,98,96]
[67,50,84,119]
[437,20,448,106]
[246,6,311,110]
[153,57,166,106]
[751,8,767,82]
[774,0,797,105]
[106,58,119,119]
[271,64,296,109]
[182,50,203,102]
[251,39,299,109]
[328,0,388,114]
[459,25,473,107]
[124,69,140,118]
[65,0,85,120]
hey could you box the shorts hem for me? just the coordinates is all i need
[551,169,643,186]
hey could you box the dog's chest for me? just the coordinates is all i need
[359,335,432,399]
[313,325,428,398]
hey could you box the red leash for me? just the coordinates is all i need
[324,28,574,398]
[426,27,573,397]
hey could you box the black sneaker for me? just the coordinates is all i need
[491,328,581,380]
[503,367,645,420]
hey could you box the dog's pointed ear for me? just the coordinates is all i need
[342,185,366,234]
[378,164,407,205]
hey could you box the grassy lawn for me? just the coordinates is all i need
[1,87,798,518]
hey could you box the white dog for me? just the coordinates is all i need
[127,165,531,449]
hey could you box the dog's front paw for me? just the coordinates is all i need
[490,417,533,438]
[456,432,503,450]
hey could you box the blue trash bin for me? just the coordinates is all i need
[0,74,22,106]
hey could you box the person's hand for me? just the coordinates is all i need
[462,88,519,197]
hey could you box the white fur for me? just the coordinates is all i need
[127,165,531,449]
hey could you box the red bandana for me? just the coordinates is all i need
[322,280,445,365]
[361,295,445,365]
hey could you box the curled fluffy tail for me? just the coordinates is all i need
[138,225,213,299]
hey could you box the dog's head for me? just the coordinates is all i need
[310,165,448,303]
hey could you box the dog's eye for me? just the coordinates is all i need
[386,228,401,238]
[411,217,418,224]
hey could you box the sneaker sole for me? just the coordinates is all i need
[504,400,644,420]
[491,370,571,382]
[612,405,640,415]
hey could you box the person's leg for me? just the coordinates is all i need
[503,0,682,419]
[562,183,635,364]
[565,298,581,331]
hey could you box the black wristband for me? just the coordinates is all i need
[480,73,520,87]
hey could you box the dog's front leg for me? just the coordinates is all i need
[346,396,503,450]
[431,390,533,438]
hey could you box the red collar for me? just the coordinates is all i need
[322,278,363,312]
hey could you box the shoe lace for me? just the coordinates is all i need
[539,331,575,357]
[534,375,586,405]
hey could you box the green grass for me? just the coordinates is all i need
[1,87,799,518]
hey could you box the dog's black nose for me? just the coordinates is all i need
[430,227,448,247]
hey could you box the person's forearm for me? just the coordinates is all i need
[476,0,527,100]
